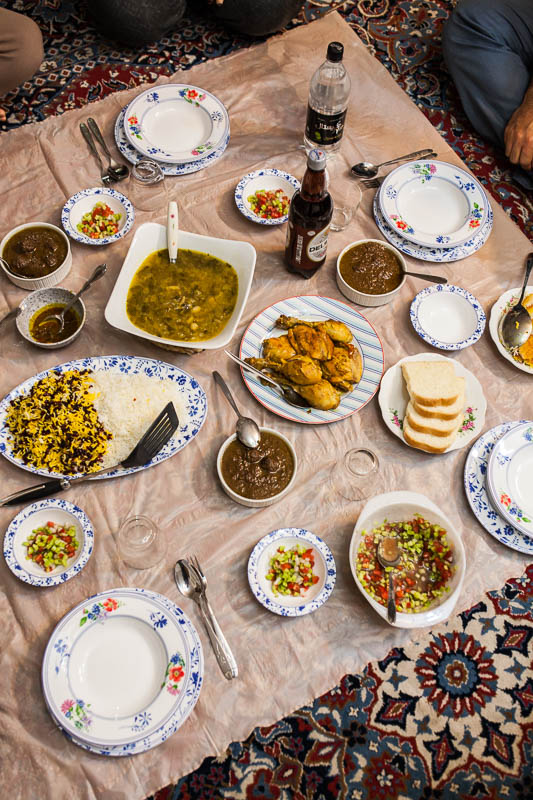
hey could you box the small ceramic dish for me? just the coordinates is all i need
[3,498,94,587]
[61,187,134,246]
[0,222,72,290]
[216,427,297,508]
[234,169,300,225]
[348,491,465,628]
[247,527,336,616]
[489,285,533,374]
[410,284,486,350]
[336,238,406,307]
[15,287,85,349]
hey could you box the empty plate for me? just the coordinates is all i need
[486,422,533,538]
[410,284,486,350]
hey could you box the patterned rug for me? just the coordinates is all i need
[149,566,533,800]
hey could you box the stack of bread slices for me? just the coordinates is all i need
[401,361,465,453]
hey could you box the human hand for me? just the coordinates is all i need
[504,88,533,173]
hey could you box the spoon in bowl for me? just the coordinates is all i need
[377,537,401,624]
[351,148,435,178]
[499,252,533,349]
[37,262,107,332]
[167,200,178,264]
[213,370,261,449]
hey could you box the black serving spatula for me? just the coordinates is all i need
[0,401,179,507]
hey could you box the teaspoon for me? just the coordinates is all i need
[377,537,401,625]
[224,350,309,409]
[213,370,261,449]
[500,253,533,349]
[87,117,130,181]
[351,148,435,178]
[37,263,107,331]
[404,270,447,284]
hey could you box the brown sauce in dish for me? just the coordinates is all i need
[3,226,68,278]
[29,304,81,344]
[339,241,402,295]
[221,432,294,500]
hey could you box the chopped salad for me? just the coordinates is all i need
[248,188,290,219]
[265,544,319,597]
[356,516,455,613]
[77,201,122,239]
[23,520,80,572]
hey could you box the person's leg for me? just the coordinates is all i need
[0,8,43,118]
[194,0,304,37]
[442,0,533,187]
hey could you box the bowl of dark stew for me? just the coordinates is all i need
[16,286,86,349]
[217,428,297,508]
[0,222,72,290]
[336,238,406,307]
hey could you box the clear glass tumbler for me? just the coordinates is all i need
[117,515,167,570]
[332,447,380,502]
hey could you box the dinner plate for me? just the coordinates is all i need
[488,286,533,374]
[115,106,230,176]
[124,84,229,164]
[379,160,488,248]
[3,498,93,587]
[61,187,134,246]
[373,193,493,263]
[0,355,207,480]
[463,422,533,554]
[239,295,385,424]
[42,588,203,754]
[234,169,300,225]
[378,352,487,453]
[409,284,486,350]
[486,422,533,537]
[247,528,336,617]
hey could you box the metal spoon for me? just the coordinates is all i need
[500,253,533,349]
[351,148,435,178]
[224,350,310,409]
[0,307,20,327]
[87,117,130,181]
[37,263,107,331]
[404,270,447,284]
[377,537,401,625]
[213,371,261,449]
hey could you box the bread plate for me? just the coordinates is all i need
[378,352,486,453]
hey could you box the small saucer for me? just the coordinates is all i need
[61,187,134,246]
[234,169,300,225]
[410,284,485,350]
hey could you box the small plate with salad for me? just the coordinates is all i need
[234,169,300,226]
[61,187,134,246]
[3,498,94,587]
[247,527,336,616]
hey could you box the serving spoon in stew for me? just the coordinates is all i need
[37,263,107,332]
[377,537,401,625]
[213,370,261,449]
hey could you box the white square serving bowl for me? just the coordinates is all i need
[104,222,256,350]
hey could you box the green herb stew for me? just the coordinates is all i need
[126,248,238,342]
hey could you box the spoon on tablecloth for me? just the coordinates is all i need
[377,537,401,625]
[351,148,435,178]
[500,253,533,349]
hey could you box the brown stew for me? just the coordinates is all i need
[3,226,68,278]
[29,304,81,344]
[339,241,402,295]
[221,431,294,500]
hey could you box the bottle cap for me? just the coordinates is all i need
[307,148,327,171]
[327,42,344,62]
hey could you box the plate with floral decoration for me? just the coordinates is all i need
[486,422,533,538]
[488,286,533,374]
[409,284,486,351]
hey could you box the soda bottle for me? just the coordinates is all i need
[304,41,351,153]
[285,148,333,279]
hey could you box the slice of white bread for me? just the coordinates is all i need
[403,417,459,453]
[413,383,465,420]
[401,361,462,407]
[406,401,462,438]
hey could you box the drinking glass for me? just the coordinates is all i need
[331,447,380,502]
[117,515,167,569]
[327,158,362,231]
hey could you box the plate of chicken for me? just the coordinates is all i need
[238,295,384,424]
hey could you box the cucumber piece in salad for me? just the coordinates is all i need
[265,544,319,597]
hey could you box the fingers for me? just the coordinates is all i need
[504,105,533,172]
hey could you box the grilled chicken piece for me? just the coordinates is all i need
[276,315,352,344]
[296,380,341,410]
[262,334,296,363]
[321,343,363,391]
[246,355,322,386]
[286,324,334,361]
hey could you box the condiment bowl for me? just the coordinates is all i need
[234,169,300,226]
[0,222,72,290]
[336,238,406,307]
[348,490,466,628]
[216,427,297,508]
[15,286,86,349]
[61,187,134,246]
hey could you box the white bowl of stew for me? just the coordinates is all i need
[104,222,256,350]
[0,222,72,290]
[348,490,465,628]
[336,239,406,307]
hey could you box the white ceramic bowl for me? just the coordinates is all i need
[234,169,300,226]
[410,284,486,350]
[0,222,72,290]
[348,490,466,628]
[216,427,297,508]
[61,187,134,246]
[15,287,86,349]
[336,238,406,307]
[105,221,256,350]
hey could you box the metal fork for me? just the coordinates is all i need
[361,177,382,189]
[79,122,116,185]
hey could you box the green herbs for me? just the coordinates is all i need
[266,544,319,597]
[23,520,80,572]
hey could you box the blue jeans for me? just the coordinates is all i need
[442,0,533,189]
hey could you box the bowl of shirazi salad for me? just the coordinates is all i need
[349,491,465,628]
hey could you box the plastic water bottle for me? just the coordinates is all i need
[304,41,351,153]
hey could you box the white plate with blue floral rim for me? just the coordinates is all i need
[463,421,533,554]
[0,355,207,480]
[373,193,493,263]
[124,84,229,165]
[379,160,488,248]
[3,498,93,587]
[234,169,300,225]
[61,187,134,246]
[115,105,230,176]
[247,528,336,617]
[239,295,385,424]
[486,421,533,538]
[42,588,203,754]
[488,285,533,374]
[410,284,486,351]
[378,352,487,453]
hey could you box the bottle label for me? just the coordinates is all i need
[307,225,330,262]
[305,106,347,146]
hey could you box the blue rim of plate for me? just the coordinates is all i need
[61,187,135,246]
[41,588,203,755]
[486,422,533,538]
[0,355,208,480]
[115,106,230,176]
[234,169,300,226]
[463,421,533,554]
[247,528,336,617]
[373,193,493,263]
[239,295,385,424]
[409,284,486,351]
[3,498,93,587]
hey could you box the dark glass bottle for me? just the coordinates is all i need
[285,148,333,279]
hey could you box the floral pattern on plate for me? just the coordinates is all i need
[61,699,92,733]
[486,421,533,538]
[488,286,533,374]
[61,187,134,246]
[163,653,186,695]
[409,284,486,351]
